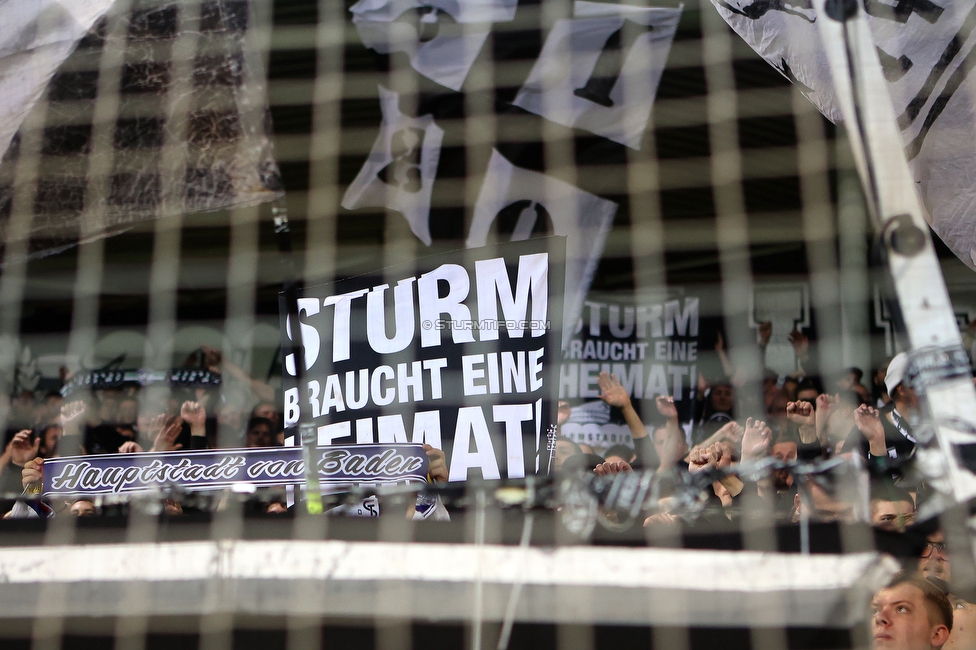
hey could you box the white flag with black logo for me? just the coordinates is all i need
[467,149,617,349]
[513,1,682,150]
[350,0,518,91]
[712,0,976,271]
[341,85,444,245]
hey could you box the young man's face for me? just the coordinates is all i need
[245,423,274,448]
[797,388,818,402]
[895,384,921,411]
[253,403,279,427]
[919,531,950,582]
[69,500,96,517]
[710,385,734,413]
[871,583,949,650]
[770,441,797,491]
[871,499,915,533]
[553,440,577,470]
[42,425,62,456]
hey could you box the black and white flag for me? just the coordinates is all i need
[341,86,444,245]
[466,149,617,350]
[0,0,284,261]
[513,1,681,149]
[712,0,976,271]
[0,0,114,162]
[349,0,518,91]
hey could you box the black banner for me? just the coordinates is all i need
[559,292,700,454]
[280,238,565,481]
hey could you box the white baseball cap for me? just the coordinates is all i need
[884,352,909,395]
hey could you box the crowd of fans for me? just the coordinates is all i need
[554,323,923,529]
[0,326,973,647]
[550,322,974,649]
[0,345,285,516]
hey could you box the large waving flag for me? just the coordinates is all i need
[0,1,115,165]
[711,0,976,271]
[0,0,283,261]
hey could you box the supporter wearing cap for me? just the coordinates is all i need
[845,352,919,463]
[872,576,951,649]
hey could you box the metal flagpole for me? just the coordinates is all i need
[810,0,976,520]
[273,198,323,515]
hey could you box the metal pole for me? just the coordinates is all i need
[810,0,976,519]
[273,199,322,514]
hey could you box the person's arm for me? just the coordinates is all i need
[22,457,43,492]
[594,460,632,476]
[6,430,38,468]
[739,417,776,499]
[0,439,12,473]
[150,416,184,452]
[788,329,816,378]
[632,435,656,470]
[181,401,208,450]
[690,420,743,453]
[687,444,743,498]
[422,444,448,483]
[853,404,888,458]
[814,393,834,450]
[597,372,647,443]
[58,401,86,456]
[650,394,685,471]
[714,332,735,380]
[786,400,818,445]
[201,345,275,403]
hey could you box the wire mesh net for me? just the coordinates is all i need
[0,0,973,649]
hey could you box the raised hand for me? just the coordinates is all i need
[180,401,206,436]
[854,404,887,456]
[688,444,722,473]
[655,395,678,420]
[199,345,222,370]
[59,401,86,437]
[714,420,744,443]
[8,430,39,466]
[815,393,835,413]
[594,460,633,476]
[22,457,43,492]
[643,512,678,527]
[597,372,632,409]
[741,417,771,460]
[788,329,809,361]
[814,394,836,446]
[758,321,772,347]
[557,400,571,426]
[150,415,184,452]
[422,444,448,483]
[118,441,144,454]
[141,413,166,443]
[786,400,816,427]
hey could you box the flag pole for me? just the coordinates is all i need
[273,198,323,515]
[812,0,976,598]
[810,0,976,520]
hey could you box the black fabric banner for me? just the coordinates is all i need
[280,237,566,481]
